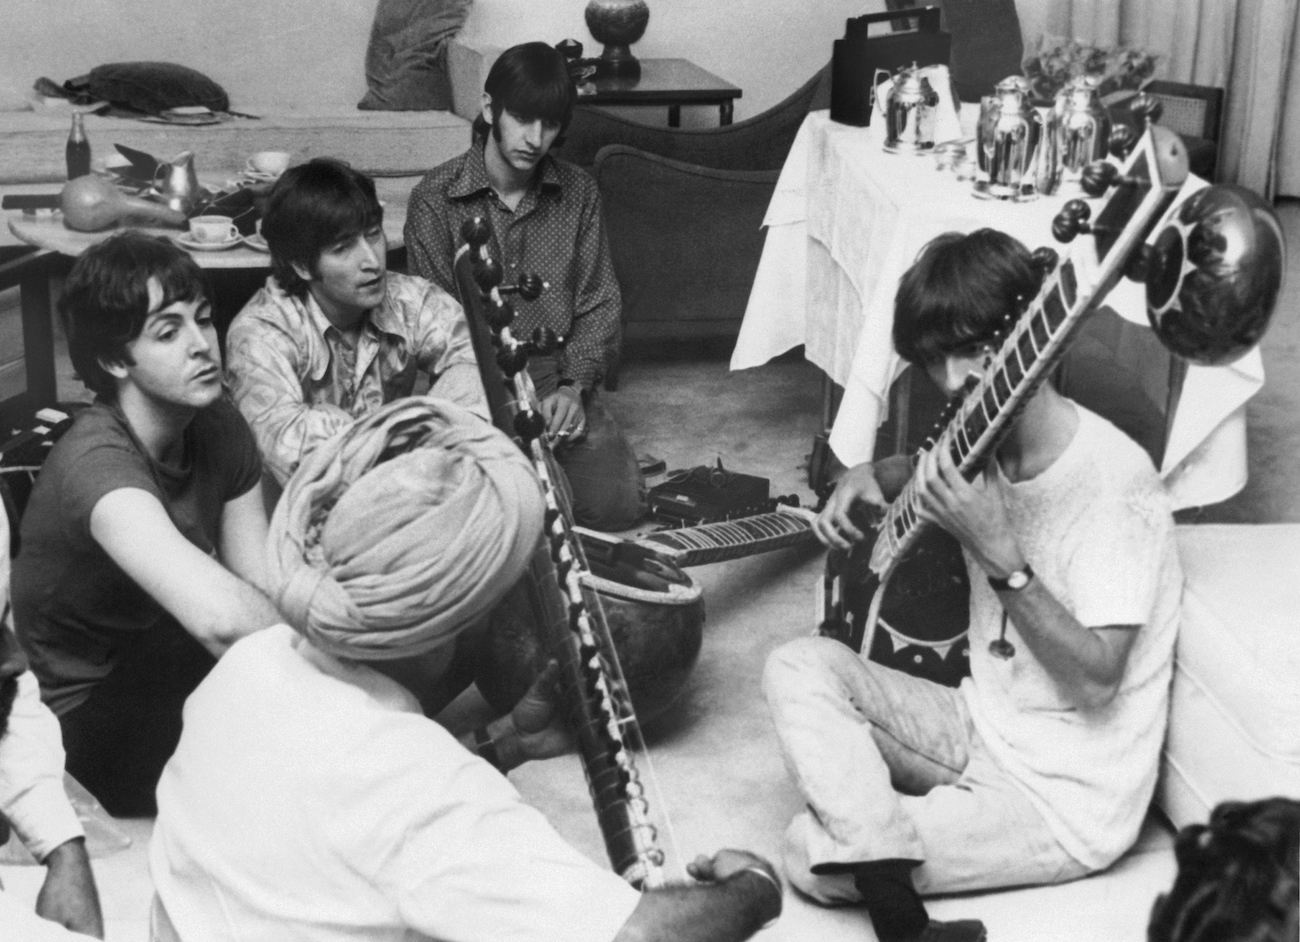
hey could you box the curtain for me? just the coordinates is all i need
[1026,0,1300,198]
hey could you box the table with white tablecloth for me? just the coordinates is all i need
[732,110,1264,509]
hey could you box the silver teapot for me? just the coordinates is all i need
[876,63,939,155]
[976,76,1043,200]
[1054,76,1111,195]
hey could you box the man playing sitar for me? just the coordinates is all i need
[764,229,1183,942]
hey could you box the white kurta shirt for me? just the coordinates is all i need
[150,624,640,942]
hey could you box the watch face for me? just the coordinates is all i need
[1008,570,1030,590]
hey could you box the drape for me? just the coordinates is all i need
[1026,0,1300,198]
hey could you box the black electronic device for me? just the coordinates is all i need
[647,459,787,525]
[830,5,950,127]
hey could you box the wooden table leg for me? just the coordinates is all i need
[19,253,57,409]
[0,248,60,411]
[668,104,681,127]
[720,101,734,125]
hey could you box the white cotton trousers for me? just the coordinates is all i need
[763,637,1090,902]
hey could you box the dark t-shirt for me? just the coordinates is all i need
[11,397,262,715]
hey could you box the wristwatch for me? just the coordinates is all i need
[988,564,1034,592]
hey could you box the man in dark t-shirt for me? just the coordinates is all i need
[11,233,282,816]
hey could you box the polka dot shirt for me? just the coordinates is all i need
[405,142,622,391]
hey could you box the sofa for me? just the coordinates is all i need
[1159,523,1300,827]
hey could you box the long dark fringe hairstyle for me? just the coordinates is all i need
[1148,798,1300,942]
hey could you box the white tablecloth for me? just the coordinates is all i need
[732,110,1264,510]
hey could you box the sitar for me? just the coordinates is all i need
[452,218,674,889]
[822,119,1192,669]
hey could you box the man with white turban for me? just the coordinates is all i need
[148,399,782,942]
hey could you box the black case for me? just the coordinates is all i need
[830,6,951,127]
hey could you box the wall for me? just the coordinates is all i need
[2,1,1045,125]
[459,0,889,127]
[0,0,376,112]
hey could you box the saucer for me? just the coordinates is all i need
[240,169,281,184]
[242,233,270,252]
[176,234,243,252]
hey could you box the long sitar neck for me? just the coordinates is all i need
[868,128,1187,579]
[869,260,1084,574]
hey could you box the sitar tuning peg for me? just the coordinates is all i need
[1128,92,1163,127]
[460,217,491,249]
[513,408,546,442]
[1080,161,1120,197]
[498,272,547,301]
[1108,123,1139,160]
[1051,199,1092,243]
[472,256,503,291]
[526,325,559,355]
[1030,246,1060,278]
[496,342,529,377]
[484,297,515,332]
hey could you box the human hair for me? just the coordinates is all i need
[261,158,384,299]
[1148,798,1300,942]
[473,41,577,143]
[59,231,207,400]
[892,228,1041,367]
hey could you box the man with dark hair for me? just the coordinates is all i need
[405,41,645,532]
[1,511,103,939]
[763,230,1182,941]
[1148,797,1300,942]
[10,232,281,817]
[226,157,487,489]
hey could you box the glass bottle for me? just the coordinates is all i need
[66,112,91,180]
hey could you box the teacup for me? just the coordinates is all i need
[189,215,239,244]
[246,150,291,176]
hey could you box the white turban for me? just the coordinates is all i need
[266,398,544,660]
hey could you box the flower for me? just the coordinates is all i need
[1022,36,1158,103]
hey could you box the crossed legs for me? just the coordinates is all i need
[763,637,1089,903]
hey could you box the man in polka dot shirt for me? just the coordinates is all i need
[405,41,646,532]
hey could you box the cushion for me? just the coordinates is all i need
[1159,524,1300,828]
[357,0,472,111]
[80,62,229,115]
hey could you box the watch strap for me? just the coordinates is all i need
[988,564,1034,592]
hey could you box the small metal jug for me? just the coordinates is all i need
[154,151,201,215]
[875,63,939,155]
[976,76,1042,200]
[1054,76,1111,195]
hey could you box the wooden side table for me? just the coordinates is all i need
[582,59,742,127]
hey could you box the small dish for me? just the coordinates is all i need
[242,233,270,252]
[175,234,243,252]
[239,169,280,184]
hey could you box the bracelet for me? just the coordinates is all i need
[472,726,503,771]
[735,865,783,929]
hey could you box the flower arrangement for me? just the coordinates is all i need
[1022,36,1158,103]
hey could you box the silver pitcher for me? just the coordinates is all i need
[976,76,1042,200]
[154,151,201,215]
[875,63,939,155]
[1054,76,1111,196]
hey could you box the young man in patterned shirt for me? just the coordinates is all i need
[226,158,489,493]
[405,41,646,532]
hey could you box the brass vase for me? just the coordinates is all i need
[585,0,649,78]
